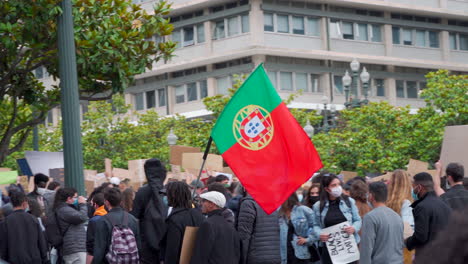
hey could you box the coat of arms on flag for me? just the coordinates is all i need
[234,105,273,151]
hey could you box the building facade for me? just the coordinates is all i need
[39,0,468,125]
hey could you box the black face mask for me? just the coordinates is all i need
[309,196,320,205]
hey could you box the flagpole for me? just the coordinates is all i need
[192,137,213,199]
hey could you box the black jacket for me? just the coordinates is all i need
[190,209,241,264]
[237,197,281,264]
[92,207,141,264]
[440,184,468,211]
[162,208,205,264]
[0,210,49,264]
[406,192,451,254]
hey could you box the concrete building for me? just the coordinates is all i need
[38,0,468,125]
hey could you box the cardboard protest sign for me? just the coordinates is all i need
[369,172,392,183]
[407,159,429,176]
[112,168,130,179]
[25,151,64,175]
[49,168,65,187]
[170,145,201,166]
[182,153,223,172]
[105,158,113,178]
[18,176,29,191]
[28,176,35,193]
[322,221,360,264]
[128,159,147,183]
[179,226,199,264]
[85,180,95,196]
[340,171,358,183]
[0,168,12,172]
[0,171,17,185]
[440,125,468,173]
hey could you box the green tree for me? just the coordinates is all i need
[0,0,175,165]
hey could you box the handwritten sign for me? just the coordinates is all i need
[322,221,360,264]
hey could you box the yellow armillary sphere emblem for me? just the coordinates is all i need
[233,105,274,151]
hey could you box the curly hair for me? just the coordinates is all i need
[387,170,413,216]
[167,181,192,209]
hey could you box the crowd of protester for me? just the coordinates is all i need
[0,158,467,264]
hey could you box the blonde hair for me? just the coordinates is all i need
[387,169,413,215]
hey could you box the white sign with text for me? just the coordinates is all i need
[322,221,360,264]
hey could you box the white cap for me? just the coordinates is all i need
[200,191,226,208]
[110,177,121,186]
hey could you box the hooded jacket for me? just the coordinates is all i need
[237,196,281,264]
[55,202,88,256]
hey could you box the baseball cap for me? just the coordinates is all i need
[109,177,121,186]
[200,191,226,208]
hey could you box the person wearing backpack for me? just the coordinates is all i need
[92,187,140,264]
[0,190,49,264]
[312,174,362,264]
[130,158,167,263]
[52,187,88,264]
[161,181,205,264]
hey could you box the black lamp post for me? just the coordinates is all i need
[342,58,371,109]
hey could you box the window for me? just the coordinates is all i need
[264,13,274,32]
[200,80,208,99]
[460,34,468,50]
[396,80,425,98]
[396,80,405,98]
[331,20,381,42]
[277,15,289,33]
[172,30,181,48]
[146,91,155,108]
[242,14,249,33]
[228,16,239,36]
[217,76,230,95]
[415,30,426,47]
[403,29,413,45]
[135,93,144,110]
[406,81,418,98]
[357,23,368,41]
[334,76,343,94]
[393,27,440,48]
[197,24,205,43]
[342,22,354,39]
[450,33,457,50]
[429,31,439,48]
[292,16,305,35]
[280,72,293,90]
[183,27,194,46]
[311,74,320,92]
[214,20,225,39]
[187,82,198,101]
[307,18,319,36]
[158,89,166,107]
[267,71,277,87]
[371,24,381,42]
[295,73,308,91]
[392,27,400,44]
[175,86,185,104]
[374,79,385,97]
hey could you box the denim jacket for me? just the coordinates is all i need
[279,205,316,264]
[312,197,362,244]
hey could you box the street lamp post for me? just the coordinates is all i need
[342,58,371,109]
[58,0,85,195]
[167,128,178,146]
[303,120,314,138]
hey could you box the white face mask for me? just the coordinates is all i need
[330,186,343,198]
[37,188,46,195]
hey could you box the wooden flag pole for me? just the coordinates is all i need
[192,137,213,199]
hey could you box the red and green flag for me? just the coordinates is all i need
[211,64,323,214]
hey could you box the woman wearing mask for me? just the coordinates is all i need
[53,187,88,264]
[386,169,414,264]
[312,174,361,264]
[279,193,317,264]
[303,184,320,209]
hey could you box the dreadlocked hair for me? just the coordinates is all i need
[166,181,192,209]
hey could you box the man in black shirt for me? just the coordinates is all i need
[0,190,49,264]
[435,162,468,211]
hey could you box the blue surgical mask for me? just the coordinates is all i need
[73,198,79,206]
[411,186,420,201]
[297,194,303,203]
[163,196,168,206]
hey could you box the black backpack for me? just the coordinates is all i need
[45,211,70,248]
[142,193,167,250]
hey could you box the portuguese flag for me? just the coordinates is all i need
[211,64,323,214]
